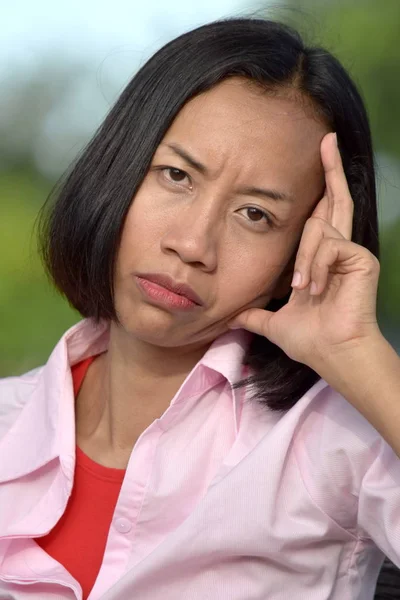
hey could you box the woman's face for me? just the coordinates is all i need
[114,78,329,348]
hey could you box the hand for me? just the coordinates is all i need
[227,132,382,371]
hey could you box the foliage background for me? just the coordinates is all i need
[1,0,399,376]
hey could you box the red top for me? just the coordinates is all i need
[36,356,126,600]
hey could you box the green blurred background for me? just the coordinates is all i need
[1,0,399,376]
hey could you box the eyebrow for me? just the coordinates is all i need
[164,142,294,203]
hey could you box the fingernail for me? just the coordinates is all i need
[310,281,318,295]
[333,132,338,146]
[291,271,302,287]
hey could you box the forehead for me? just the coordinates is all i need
[160,78,328,206]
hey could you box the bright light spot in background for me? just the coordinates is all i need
[1,0,265,179]
[1,0,259,59]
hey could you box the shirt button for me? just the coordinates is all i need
[114,517,132,534]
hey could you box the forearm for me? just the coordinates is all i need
[315,333,400,457]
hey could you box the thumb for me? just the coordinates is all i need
[227,307,276,340]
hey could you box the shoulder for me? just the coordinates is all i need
[0,318,110,445]
[296,381,383,460]
[0,366,44,441]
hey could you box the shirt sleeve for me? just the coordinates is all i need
[356,434,400,567]
[294,383,400,567]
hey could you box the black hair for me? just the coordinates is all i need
[37,17,378,412]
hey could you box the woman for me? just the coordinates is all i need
[1,16,399,600]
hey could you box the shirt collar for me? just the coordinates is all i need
[0,319,253,484]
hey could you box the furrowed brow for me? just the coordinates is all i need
[162,144,294,203]
[239,185,294,203]
[164,143,208,175]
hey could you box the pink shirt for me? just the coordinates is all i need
[0,317,398,599]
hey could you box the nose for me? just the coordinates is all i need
[160,197,219,272]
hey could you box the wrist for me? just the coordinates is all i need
[312,329,391,398]
[313,330,400,423]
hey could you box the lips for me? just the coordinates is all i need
[136,273,203,305]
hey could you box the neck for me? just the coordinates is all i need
[75,321,211,466]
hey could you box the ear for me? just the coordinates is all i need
[271,252,296,300]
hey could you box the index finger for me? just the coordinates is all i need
[320,132,354,240]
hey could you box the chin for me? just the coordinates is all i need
[115,304,186,344]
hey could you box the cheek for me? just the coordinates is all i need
[217,241,287,307]
[117,195,164,269]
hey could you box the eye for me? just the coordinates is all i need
[160,167,192,189]
[238,207,274,229]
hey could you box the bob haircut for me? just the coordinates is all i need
[37,17,379,412]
